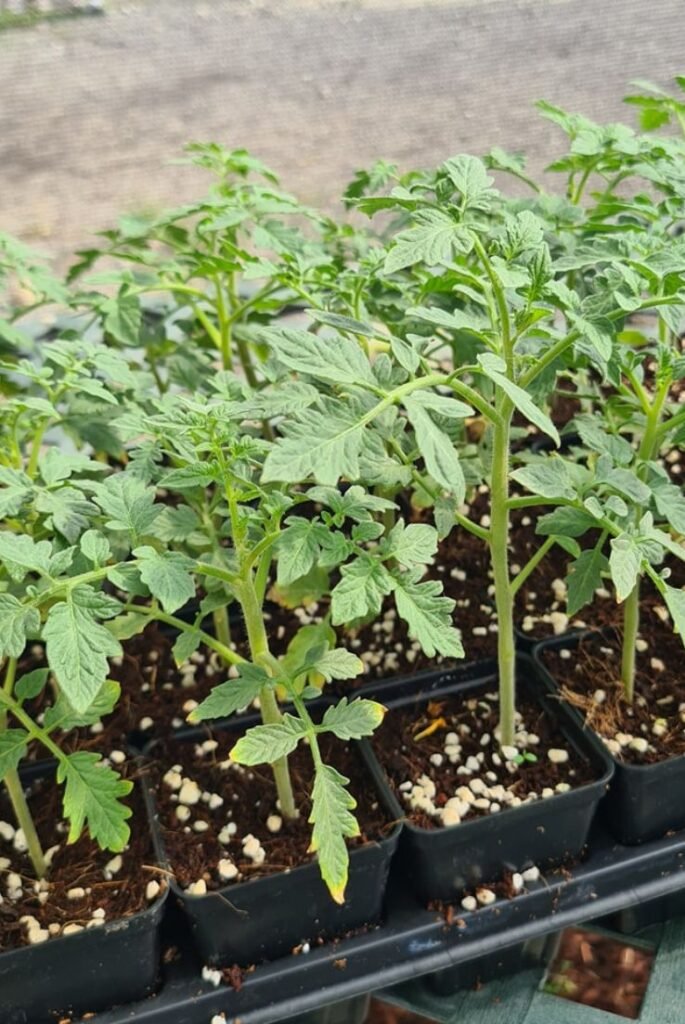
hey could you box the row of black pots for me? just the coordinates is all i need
[145,655,613,968]
[4,636,682,1022]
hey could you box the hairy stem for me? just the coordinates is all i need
[490,401,517,747]
[4,770,47,879]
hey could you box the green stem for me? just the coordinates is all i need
[490,400,516,747]
[238,578,297,820]
[4,770,47,878]
[510,536,556,597]
[119,605,245,666]
[212,607,232,650]
[26,422,47,480]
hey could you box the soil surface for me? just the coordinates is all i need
[371,683,598,831]
[2,0,684,272]
[0,768,161,951]
[150,729,393,891]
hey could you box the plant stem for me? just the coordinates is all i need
[212,607,232,650]
[4,770,47,878]
[510,536,556,598]
[238,577,297,819]
[490,401,517,747]
[620,381,669,700]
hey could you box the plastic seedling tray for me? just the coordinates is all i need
[66,817,685,1024]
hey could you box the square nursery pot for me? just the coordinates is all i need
[534,633,685,846]
[142,726,401,967]
[369,654,613,904]
[0,767,169,1024]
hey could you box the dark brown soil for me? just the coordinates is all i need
[542,622,685,766]
[150,730,394,891]
[543,927,655,1019]
[0,770,160,952]
[370,685,598,831]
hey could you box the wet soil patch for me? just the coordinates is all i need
[0,768,160,952]
[150,730,393,892]
[543,926,655,1019]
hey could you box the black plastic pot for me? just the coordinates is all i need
[369,655,614,903]
[534,634,685,846]
[143,728,401,967]
[0,770,168,1024]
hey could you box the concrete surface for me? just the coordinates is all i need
[0,0,683,267]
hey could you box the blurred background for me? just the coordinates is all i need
[1,0,683,271]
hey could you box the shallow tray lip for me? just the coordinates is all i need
[140,730,402,906]
[0,765,170,965]
[533,630,685,779]
[370,653,615,840]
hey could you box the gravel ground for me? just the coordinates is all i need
[0,0,683,267]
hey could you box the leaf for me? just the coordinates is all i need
[566,547,609,616]
[45,680,121,731]
[382,520,438,567]
[0,467,32,517]
[58,752,132,851]
[43,586,122,713]
[153,505,203,543]
[405,396,465,500]
[406,389,474,420]
[477,354,559,445]
[0,595,40,659]
[276,517,321,586]
[0,533,53,581]
[35,487,97,544]
[92,475,161,537]
[663,584,685,641]
[575,415,634,467]
[651,479,685,534]
[15,668,49,702]
[263,327,375,387]
[230,715,306,765]
[102,291,142,345]
[331,558,394,624]
[609,536,642,603]
[390,333,420,373]
[511,460,576,500]
[159,465,215,490]
[391,573,464,659]
[308,310,376,338]
[189,665,268,722]
[309,763,358,903]
[384,209,472,274]
[443,155,498,211]
[536,506,596,538]
[134,546,196,614]
[321,698,386,740]
[312,649,364,683]
[0,729,29,777]
[80,529,111,566]
[262,404,364,486]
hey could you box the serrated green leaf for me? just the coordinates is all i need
[511,460,576,500]
[35,487,97,543]
[230,715,306,765]
[566,546,610,616]
[0,467,32,517]
[443,155,498,211]
[263,327,375,387]
[0,729,29,777]
[331,558,394,624]
[609,536,642,602]
[477,353,559,445]
[651,479,685,534]
[391,573,464,659]
[189,665,268,722]
[0,595,40,659]
[172,629,202,665]
[45,680,121,731]
[575,416,634,466]
[276,517,321,586]
[102,291,142,345]
[58,752,132,851]
[382,519,438,568]
[43,586,122,713]
[311,649,364,683]
[159,465,215,490]
[408,389,475,420]
[0,532,53,581]
[92,475,161,537]
[134,546,196,614]
[308,310,376,338]
[321,698,385,740]
[80,529,111,566]
[536,506,596,538]
[384,209,472,274]
[405,395,465,500]
[262,404,364,486]
[390,333,420,373]
[153,505,203,543]
[309,763,358,904]
[602,467,651,504]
